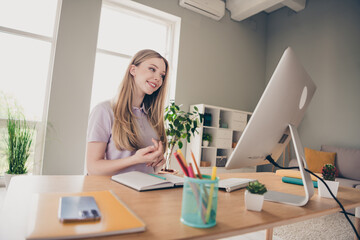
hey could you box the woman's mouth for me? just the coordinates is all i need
[147,81,156,88]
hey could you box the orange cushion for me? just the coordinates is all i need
[304,147,336,173]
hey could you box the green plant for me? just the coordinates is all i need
[246,181,267,195]
[202,133,212,143]
[5,110,35,174]
[164,101,203,170]
[321,164,337,181]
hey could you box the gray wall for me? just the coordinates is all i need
[260,0,360,170]
[134,0,267,112]
[44,0,359,174]
[42,0,267,174]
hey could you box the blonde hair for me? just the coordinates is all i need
[112,49,169,152]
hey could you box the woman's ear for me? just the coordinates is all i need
[130,65,136,77]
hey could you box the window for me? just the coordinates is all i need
[90,0,181,110]
[0,0,60,178]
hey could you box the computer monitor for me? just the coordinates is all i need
[225,47,316,206]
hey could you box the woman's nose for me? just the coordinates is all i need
[154,74,162,81]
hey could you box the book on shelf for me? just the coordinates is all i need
[26,190,145,240]
[282,176,318,188]
[218,178,256,192]
[111,171,184,191]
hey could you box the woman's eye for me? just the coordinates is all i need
[149,67,155,72]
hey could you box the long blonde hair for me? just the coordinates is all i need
[112,49,169,152]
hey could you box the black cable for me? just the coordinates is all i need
[341,210,355,217]
[265,155,360,240]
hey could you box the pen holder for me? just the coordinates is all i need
[180,175,219,228]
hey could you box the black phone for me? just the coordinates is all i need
[58,196,101,223]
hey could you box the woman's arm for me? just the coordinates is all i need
[86,141,164,176]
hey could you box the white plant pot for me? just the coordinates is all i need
[4,173,16,189]
[4,173,26,189]
[203,140,209,147]
[317,179,339,198]
[245,190,264,212]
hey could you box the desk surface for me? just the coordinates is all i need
[1,172,360,240]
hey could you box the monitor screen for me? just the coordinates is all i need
[226,47,316,170]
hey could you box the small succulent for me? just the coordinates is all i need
[246,181,267,195]
[321,164,337,181]
[202,133,212,143]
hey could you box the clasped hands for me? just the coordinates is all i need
[134,138,165,168]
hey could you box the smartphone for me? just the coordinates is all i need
[58,196,101,223]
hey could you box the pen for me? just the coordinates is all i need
[149,173,166,180]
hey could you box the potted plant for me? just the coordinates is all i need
[163,101,203,172]
[4,110,35,189]
[245,181,267,211]
[202,133,212,147]
[317,163,339,198]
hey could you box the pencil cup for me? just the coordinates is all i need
[180,175,219,228]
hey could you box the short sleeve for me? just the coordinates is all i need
[87,102,113,143]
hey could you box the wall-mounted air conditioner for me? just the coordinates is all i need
[179,0,225,21]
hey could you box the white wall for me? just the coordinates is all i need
[42,0,101,174]
[42,0,267,174]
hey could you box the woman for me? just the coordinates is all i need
[86,49,169,176]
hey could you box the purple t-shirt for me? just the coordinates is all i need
[87,101,159,174]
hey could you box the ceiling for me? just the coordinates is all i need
[226,0,307,21]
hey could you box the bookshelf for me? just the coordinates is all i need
[185,104,256,174]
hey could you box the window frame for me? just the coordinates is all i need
[97,0,181,104]
[0,0,62,185]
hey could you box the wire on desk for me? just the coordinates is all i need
[266,155,360,240]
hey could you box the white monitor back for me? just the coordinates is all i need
[226,47,316,170]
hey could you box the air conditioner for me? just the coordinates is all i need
[179,0,225,21]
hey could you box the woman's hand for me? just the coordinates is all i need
[133,138,165,166]
[147,139,165,167]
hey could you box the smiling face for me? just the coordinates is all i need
[130,57,166,99]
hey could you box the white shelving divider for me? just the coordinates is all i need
[186,104,256,174]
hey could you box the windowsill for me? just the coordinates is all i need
[0,176,5,187]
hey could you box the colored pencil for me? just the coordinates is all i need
[177,149,188,167]
[173,152,188,177]
[205,166,217,223]
[190,150,203,179]
[188,163,195,178]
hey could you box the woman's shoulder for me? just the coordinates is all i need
[87,100,113,142]
[92,100,113,115]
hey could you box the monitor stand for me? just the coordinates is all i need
[264,124,314,206]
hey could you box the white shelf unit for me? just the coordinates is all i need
[186,104,256,174]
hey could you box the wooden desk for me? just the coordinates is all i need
[1,173,360,240]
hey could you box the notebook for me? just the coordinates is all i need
[218,178,256,192]
[111,171,184,191]
[26,190,145,239]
